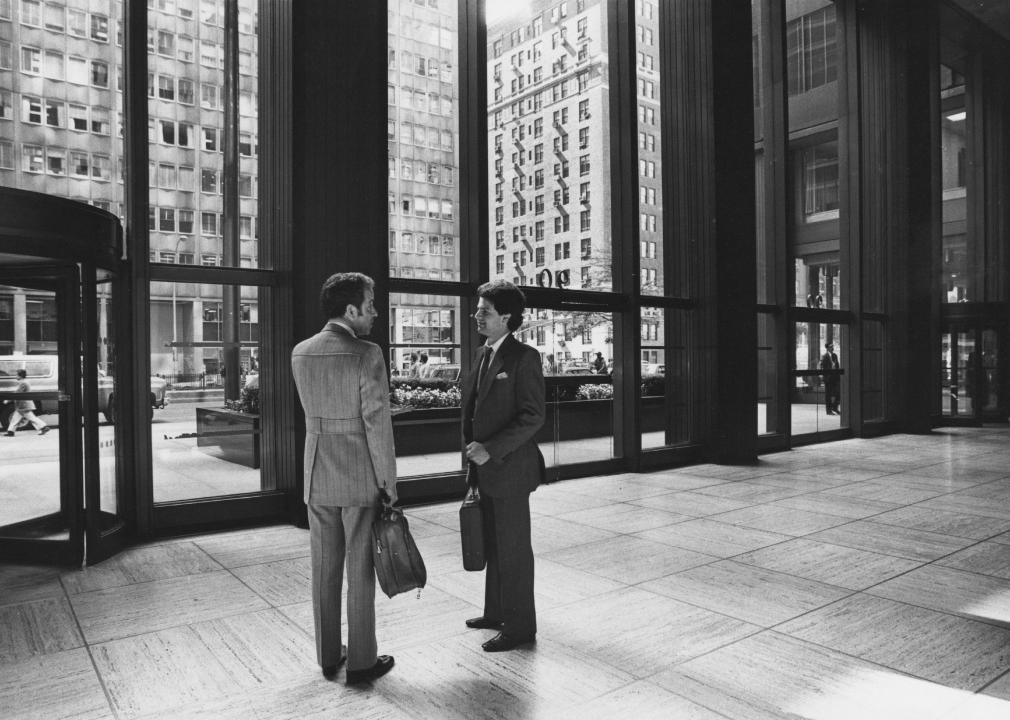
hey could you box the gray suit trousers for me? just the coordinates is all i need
[307,503,378,671]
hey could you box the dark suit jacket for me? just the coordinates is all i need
[462,334,546,497]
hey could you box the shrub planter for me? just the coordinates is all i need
[195,407,260,468]
[392,396,668,456]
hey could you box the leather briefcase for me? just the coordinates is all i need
[459,480,486,572]
[372,499,426,599]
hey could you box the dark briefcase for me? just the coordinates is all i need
[372,500,427,599]
[459,483,486,572]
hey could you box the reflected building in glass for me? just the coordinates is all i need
[484,0,659,369]
[0,0,261,380]
[387,0,461,374]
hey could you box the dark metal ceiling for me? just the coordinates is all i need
[949,0,1010,43]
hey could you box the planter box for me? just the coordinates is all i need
[196,407,260,469]
[392,396,669,456]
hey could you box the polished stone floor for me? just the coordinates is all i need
[3,427,1010,719]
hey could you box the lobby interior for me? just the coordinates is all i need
[3,0,1010,718]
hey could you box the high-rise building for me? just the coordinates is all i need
[0,0,260,378]
[386,0,461,374]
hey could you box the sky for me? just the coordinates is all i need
[485,0,532,25]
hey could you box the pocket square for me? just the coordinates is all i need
[495,372,508,380]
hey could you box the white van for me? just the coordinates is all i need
[0,355,168,426]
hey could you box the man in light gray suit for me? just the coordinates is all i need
[291,272,397,684]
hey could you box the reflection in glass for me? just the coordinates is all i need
[787,1,841,309]
[95,278,118,518]
[0,285,62,532]
[388,0,460,282]
[527,307,614,465]
[940,63,969,303]
[792,321,845,434]
[485,0,611,293]
[642,308,689,449]
[636,0,663,296]
[148,0,259,270]
[940,330,975,418]
[152,283,262,502]
[981,328,999,415]
[0,0,124,209]
[757,311,779,435]
[388,293,463,477]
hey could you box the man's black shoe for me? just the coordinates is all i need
[465,616,502,630]
[321,646,347,678]
[346,655,395,684]
[482,632,535,652]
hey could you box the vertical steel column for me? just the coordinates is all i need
[222,0,241,402]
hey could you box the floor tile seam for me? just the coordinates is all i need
[749,627,995,696]
[224,563,298,611]
[198,552,313,570]
[624,578,778,631]
[62,562,230,598]
[79,602,276,648]
[58,572,122,720]
[553,507,695,535]
[792,531,949,564]
[696,507,870,544]
[854,566,1010,631]
[859,515,1010,543]
[974,666,1010,696]
[67,566,245,599]
[902,496,1010,524]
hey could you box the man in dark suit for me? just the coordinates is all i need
[461,280,546,652]
[820,341,841,415]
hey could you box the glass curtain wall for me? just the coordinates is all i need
[786,0,847,434]
[387,0,463,478]
[0,1,123,207]
[147,0,270,503]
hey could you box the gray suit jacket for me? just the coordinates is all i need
[462,333,546,497]
[292,322,397,506]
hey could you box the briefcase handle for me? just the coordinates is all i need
[464,463,480,501]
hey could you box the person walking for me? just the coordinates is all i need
[462,280,546,652]
[820,342,841,415]
[4,369,50,436]
[291,272,398,684]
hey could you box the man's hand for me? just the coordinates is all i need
[465,441,490,466]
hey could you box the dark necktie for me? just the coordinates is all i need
[477,346,492,386]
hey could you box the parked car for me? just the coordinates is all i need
[0,355,168,426]
[425,363,460,382]
[642,362,665,376]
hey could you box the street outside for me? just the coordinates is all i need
[1,399,844,532]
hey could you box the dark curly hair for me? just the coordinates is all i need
[477,280,526,332]
[320,272,373,319]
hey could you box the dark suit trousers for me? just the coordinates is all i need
[481,493,536,637]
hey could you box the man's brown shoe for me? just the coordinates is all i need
[465,616,502,630]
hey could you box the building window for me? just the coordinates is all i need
[801,141,840,220]
[178,78,195,104]
[201,169,218,193]
[91,14,109,42]
[46,147,65,175]
[21,46,41,74]
[201,212,218,236]
[70,151,88,177]
[786,5,837,96]
[21,144,43,173]
[579,155,590,175]
[580,209,590,232]
[91,60,109,87]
